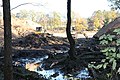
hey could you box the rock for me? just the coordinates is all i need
[93,17,120,38]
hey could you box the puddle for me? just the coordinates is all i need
[36,69,65,80]
[13,55,48,67]
[13,54,91,80]
[35,68,91,80]
[76,68,91,79]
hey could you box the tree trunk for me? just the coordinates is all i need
[66,0,76,59]
[2,0,13,80]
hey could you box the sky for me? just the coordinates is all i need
[1,0,111,18]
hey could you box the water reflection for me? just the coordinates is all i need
[25,62,40,71]
[36,69,65,80]
[13,55,48,67]
[14,55,91,80]
[76,68,91,79]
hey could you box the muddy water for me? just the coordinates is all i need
[36,69,65,80]
[14,54,91,80]
[13,55,65,80]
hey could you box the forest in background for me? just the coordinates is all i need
[11,9,120,31]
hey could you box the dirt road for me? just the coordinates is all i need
[53,31,97,38]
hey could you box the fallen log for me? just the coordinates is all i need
[94,17,120,38]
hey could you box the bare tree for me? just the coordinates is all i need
[66,0,76,59]
[2,0,13,80]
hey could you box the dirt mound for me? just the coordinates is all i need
[12,33,69,50]
[0,17,39,46]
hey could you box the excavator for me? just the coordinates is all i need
[34,27,43,34]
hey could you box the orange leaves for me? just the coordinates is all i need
[75,17,88,32]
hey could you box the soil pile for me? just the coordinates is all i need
[12,33,69,51]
